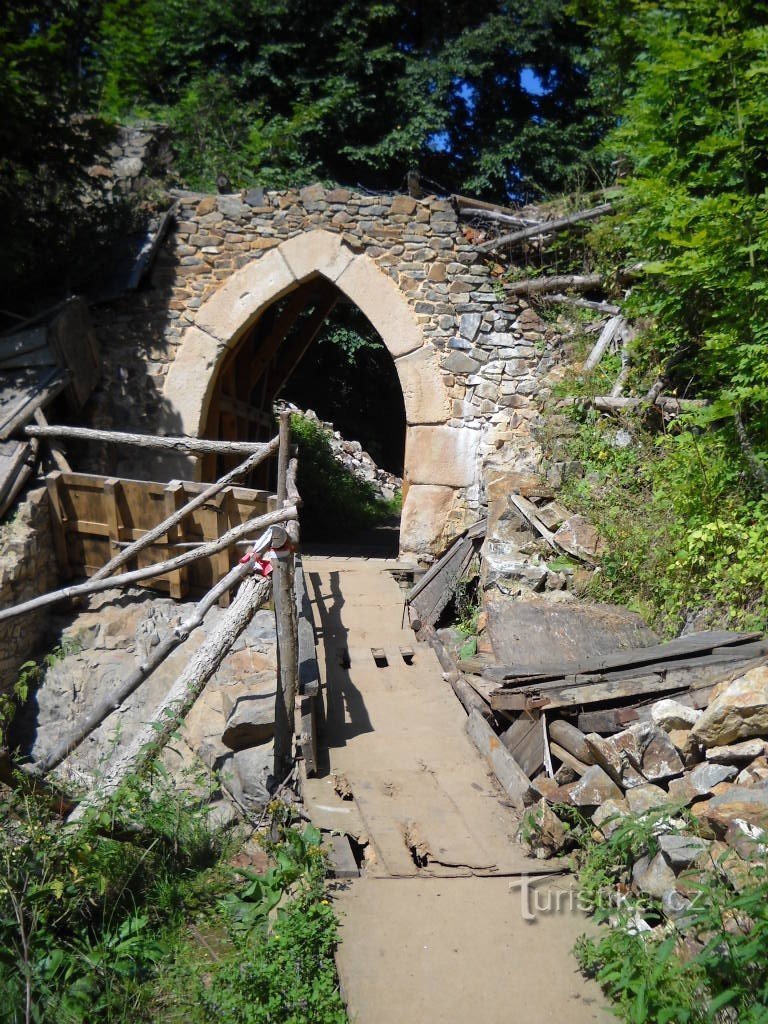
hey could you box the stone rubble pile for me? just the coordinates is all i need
[21,587,280,827]
[277,402,402,503]
[525,664,768,932]
[482,462,602,600]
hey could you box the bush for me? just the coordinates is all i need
[291,414,400,541]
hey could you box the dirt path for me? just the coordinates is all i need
[301,555,611,1024]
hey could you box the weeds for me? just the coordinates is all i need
[0,778,346,1024]
[290,414,400,541]
[563,805,768,1023]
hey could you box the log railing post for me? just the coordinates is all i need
[273,409,300,781]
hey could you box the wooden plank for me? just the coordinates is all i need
[0,325,48,362]
[499,712,543,777]
[0,369,67,439]
[408,536,475,628]
[295,554,320,698]
[488,629,763,684]
[298,693,318,777]
[465,710,534,811]
[0,441,30,505]
[327,833,359,879]
[490,649,767,712]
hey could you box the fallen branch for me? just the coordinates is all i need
[589,395,707,414]
[67,572,273,822]
[24,423,276,457]
[29,530,275,775]
[0,504,297,624]
[504,272,605,296]
[477,203,613,252]
[538,294,621,315]
[88,436,278,585]
[583,315,624,372]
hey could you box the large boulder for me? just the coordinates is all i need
[692,666,768,747]
[221,692,276,750]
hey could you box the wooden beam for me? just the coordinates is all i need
[476,203,613,252]
[262,286,340,404]
[247,282,324,391]
[24,423,276,456]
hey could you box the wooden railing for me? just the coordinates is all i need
[6,413,320,816]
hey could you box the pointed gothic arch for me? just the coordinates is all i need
[163,229,476,555]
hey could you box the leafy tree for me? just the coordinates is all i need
[0,2,118,318]
[564,0,768,629]
[93,0,605,198]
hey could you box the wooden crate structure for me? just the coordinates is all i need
[46,470,277,601]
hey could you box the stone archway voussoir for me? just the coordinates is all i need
[394,345,452,425]
[335,256,422,359]
[195,248,296,345]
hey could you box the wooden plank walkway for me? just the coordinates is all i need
[301,555,611,1024]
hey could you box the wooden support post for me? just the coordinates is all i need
[277,410,291,504]
[213,491,232,606]
[103,477,122,561]
[163,481,186,599]
[45,470,72,579]
[273,408,299,781]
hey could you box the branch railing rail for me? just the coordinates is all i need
[6,413,312,813]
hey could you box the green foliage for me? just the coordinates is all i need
[1,639,83,747]
[544,1,768,634]
[0,784,345,1024]
[551,407,768,633]
[570,805,768,1023]
[290,414,400,541]
[188,822,346,1024]
[0,769,230,1023]
[92,0,605,198]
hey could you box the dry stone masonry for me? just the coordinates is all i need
[89,183,565,558]
[0,489,59,693]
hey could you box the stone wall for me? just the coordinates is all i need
[88,184,563,556]
[0,489,59,694]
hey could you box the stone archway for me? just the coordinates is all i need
[163,229,473,556]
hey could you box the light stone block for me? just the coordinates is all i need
[336,256,423,358]
[394,346,451,425]
[399,484,457,555]
[278,228,354,283]
[195,248,295,344]
[404,425,479,488]
[163,326,228,435]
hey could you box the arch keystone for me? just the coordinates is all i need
[279,229,354,282]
